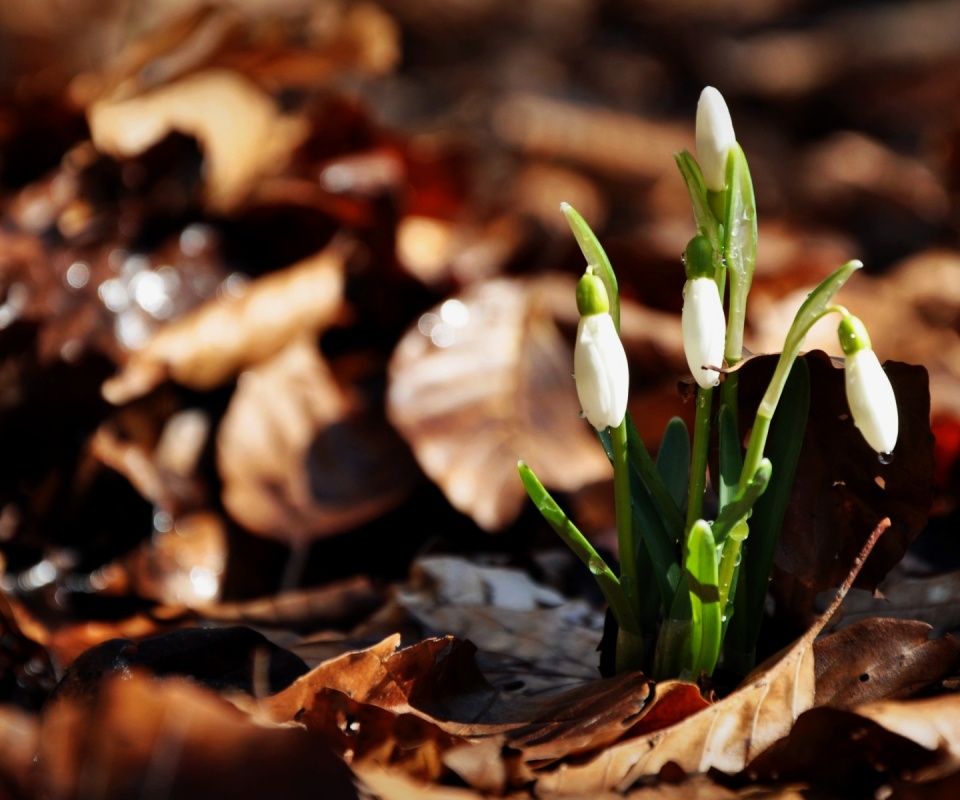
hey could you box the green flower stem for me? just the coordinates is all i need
[715,261,862,617]
[611,419,639,621]
[685,385,714,532]
[518,461,639,635]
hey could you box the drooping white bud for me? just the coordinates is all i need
[839,315,898,455]
[696,87,736,194]
[681,277,726,389]
[574,272,628,430]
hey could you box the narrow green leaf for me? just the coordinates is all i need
[656,417,691,512]
[723,144,758,365]
[674,150,720,249]
[718,404,742,510]
[734,357,811,669]
[625,415,684,541]
[598,429,680,611]
[518,461,639,634]
[713,458,771,546]
[653,573,694,681]
[686,520,722,677]
[561,203,619,332]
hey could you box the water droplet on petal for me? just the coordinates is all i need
[878,451,893,465]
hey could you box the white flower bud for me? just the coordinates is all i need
[575,311,629,430]
[696,87,736,193]
[681,277,726,389]
[844,347,899,456]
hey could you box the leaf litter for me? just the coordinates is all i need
[0,1,959,798]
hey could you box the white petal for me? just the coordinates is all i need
[845,348,899,454]
[574,313,629,430]
[696,87,736,193]
[681,278,726,389]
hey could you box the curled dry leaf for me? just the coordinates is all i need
[217,337,417,546]
[837,570,960,634]
[396,555,604,687]
[814,618,960,710]
[38,673,356,800]
[88,68,309,212]
[102,244,346,404]
[387,275,612,531]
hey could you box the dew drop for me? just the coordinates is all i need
[588,557,606,576]
[578,410,586,419]
[878,451,894,465]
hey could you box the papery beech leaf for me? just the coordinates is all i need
[217,338,417,545]
[88,69,309,212]
[814,618,960,709]
[102,244,346,404]
[38,673,356,800]
[736,351,934,630]
[387,275,612,531]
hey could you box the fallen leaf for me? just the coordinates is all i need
[38,672,356,800]
[387,275,612,531]
[837,570,960,634]
[737,351,934,630]
[814,618,960,709]
[101,243,346,404]
[217,337,417,546]
[49,626,308,703]
[88,69,309,212]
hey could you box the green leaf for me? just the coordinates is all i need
[717,404,742,510]
[653,573,694,681]
[686,519,722,677]
[722,144,758,365]
[657,417,691,512]
[561,203,619,332]
[730,357,811,672]
[599,428,681,611]
[626,415,684,541]
[518,461,639,634]
[674,150,720,250]
[713,458,771,546]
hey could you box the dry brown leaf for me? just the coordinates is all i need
[217,337,417,545]
[837,571,960,634]
[395,555,604,687]
[0,705,40,798]
[386,275,612,531]
[88,68,309,212]
[814,618,960,710]
[37,672,357,800]
[102,244,346,404]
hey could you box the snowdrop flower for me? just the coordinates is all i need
[681,236,726,389]
[838,314,898,456]
[696,86,736,193]
[574,269,628,430]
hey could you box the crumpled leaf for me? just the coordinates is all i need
[837,569,960,634]
[737,351,934,630]
[49,626,308,703]
[814,618,960,709]
[38,672,357,800]
[102,244,346,404]
[217,337,417,545]
[387,275,612,531]
[88,68,309,212]
[394,554,605,690]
